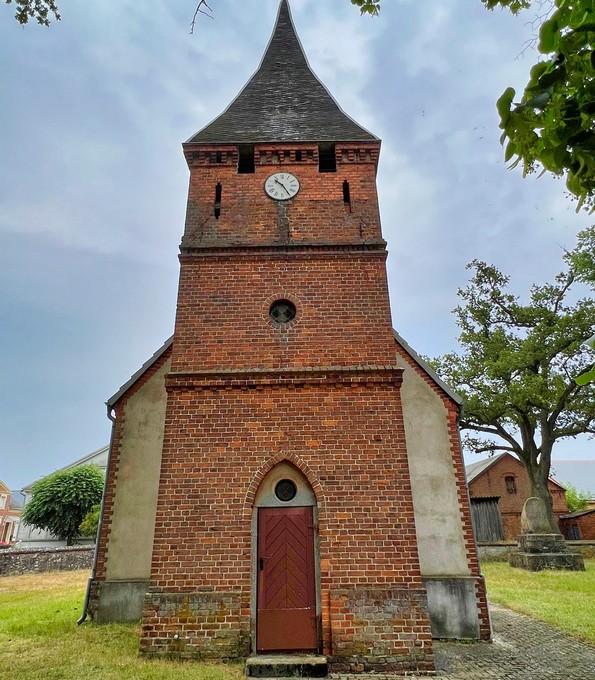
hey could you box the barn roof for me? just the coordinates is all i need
[186,0,377,145]
[465,454,507,485]
[465,452,566,491]
[560,507,595,519]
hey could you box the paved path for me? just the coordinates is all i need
[332,603,595,679]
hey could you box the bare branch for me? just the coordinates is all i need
[190,0,214,34]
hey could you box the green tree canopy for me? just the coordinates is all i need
[564,483,591,511]
[22,465,104,545]
[432,227,595,532]
[4,0,58,25]
[484,0,595,210]
[79,503,101,539]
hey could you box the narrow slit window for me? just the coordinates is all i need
[343,180,351,210]
[238,145,255,173]
[318,144,336,172]
[214,182,222,219]
[295,150,303,161]
[215,151,222,164]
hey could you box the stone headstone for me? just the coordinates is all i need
[520,497,552,534]
[509,497,585,571]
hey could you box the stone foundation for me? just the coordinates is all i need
[89,579,148,623]
[326,587,434,674]
[509,534,585,571]
[140,590,250,660]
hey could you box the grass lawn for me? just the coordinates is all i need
[2,564,594,677]
[482,558,595,644]
[0,570,244,680]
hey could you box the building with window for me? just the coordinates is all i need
[466,453,568,541]
[0,480,21,546]
[16,446,108,548]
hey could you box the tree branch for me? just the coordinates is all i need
[190,0,214,34]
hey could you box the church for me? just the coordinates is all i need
[87,2,490,674]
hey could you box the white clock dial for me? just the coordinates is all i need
[264,172,300,200]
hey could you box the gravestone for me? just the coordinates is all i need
[509,497,585,571]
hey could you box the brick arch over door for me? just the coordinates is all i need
[251,458,321,653]
[244,452,325,518]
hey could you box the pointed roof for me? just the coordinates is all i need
[187,0,377,145]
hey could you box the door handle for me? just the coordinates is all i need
[259,557,269,571]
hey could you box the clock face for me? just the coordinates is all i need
[264,172,300,200]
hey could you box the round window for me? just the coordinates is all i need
[275,479,297,502]
[269,299,296,324]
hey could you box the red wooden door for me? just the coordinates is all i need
[257,506,317,651]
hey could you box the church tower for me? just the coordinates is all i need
[90,1,490,673]
[139,1,434,670]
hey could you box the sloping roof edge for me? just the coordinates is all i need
[465,453,507,484]
[21,444,111,492]
[560,507,595,519]
[392,329,463,406]
[107,336,174,409]
[185,0,378,145]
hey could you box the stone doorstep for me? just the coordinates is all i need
[245,654,328,678]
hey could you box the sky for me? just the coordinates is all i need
[1,0,593,491]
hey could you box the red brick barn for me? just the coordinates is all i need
[466,453,568,542]
[560,508,595,540]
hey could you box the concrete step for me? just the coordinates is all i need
[245,654,328,678]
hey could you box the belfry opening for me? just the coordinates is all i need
[88,1,491,674]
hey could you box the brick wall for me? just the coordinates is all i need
[469,454,568,541]
[181,142,382,249]
[561,511,595,540]
[140,374,434,666]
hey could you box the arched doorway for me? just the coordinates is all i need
[252,461,320,653]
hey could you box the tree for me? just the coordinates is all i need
[4,0,59,25]
[6,0,381,27]
[431,228,595,532]
[21,465,104,545]
[564,483,591,511]
[569,226,595,384]
[79,503,101,539]
[483,1,595,211]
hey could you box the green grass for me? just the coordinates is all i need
[2,563,594,677]
[0,570,244,680]
[482,558,595,643]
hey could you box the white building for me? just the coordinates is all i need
[16,445,108,548]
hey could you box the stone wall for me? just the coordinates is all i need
[0,546,93,576]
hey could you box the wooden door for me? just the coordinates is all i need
[471,498,505,542]
[257,506,317,651]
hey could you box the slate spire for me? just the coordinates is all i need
[187,0,377,144]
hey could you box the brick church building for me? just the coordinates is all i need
[88,2,490,673]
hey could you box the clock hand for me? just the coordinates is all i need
[274,178,291,196]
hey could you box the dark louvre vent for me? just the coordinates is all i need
[214,182,222,219]
[238,145,255,173]
[319,144,336,172]
[343,180,351,210]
